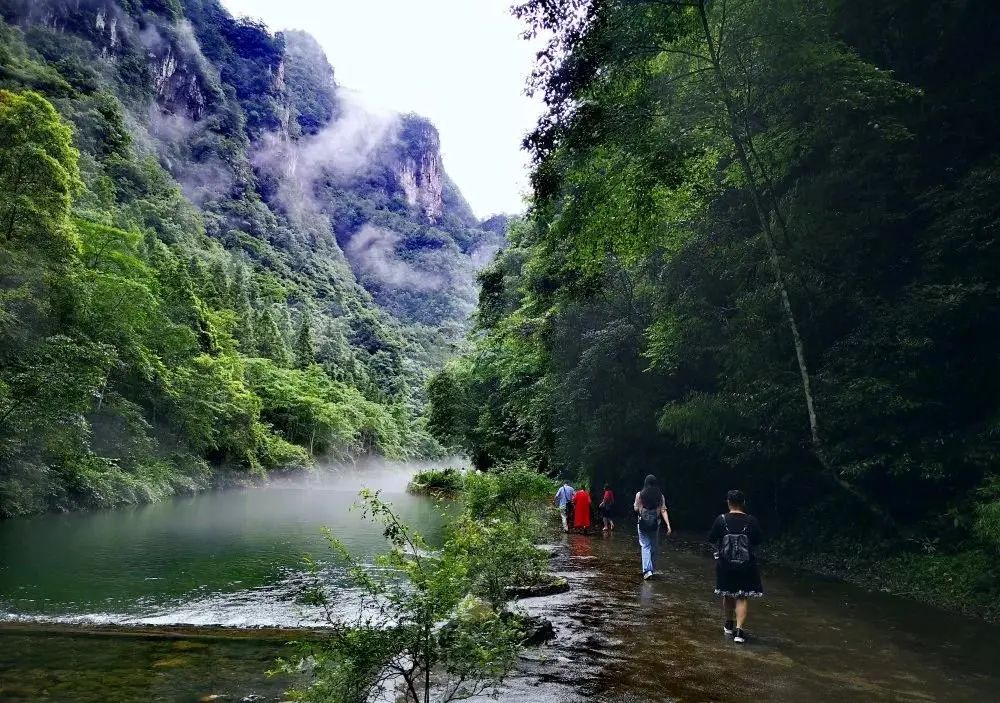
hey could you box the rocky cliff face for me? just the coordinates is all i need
[0,0,501,328]
[394,116,445,223]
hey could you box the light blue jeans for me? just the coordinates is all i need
[638,525,658,573]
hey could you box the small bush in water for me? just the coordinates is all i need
[463,463,557,525]
[408,467,466,494]
[279,489,525,703]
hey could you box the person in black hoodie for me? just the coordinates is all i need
[708,489,763,644]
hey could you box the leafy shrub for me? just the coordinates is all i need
[443,513,547,611]
[463,463,557,524]
[282,490,524,703]
[408,467,466,494]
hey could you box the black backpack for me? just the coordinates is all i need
[638,505,659,533]
[719,515,751,569]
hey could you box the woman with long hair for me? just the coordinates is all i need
[634,474,672,579]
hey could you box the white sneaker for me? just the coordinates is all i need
[643,571,653,580]
[723,621,734,636]
[733,628,746,644]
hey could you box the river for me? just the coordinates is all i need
[1,466,997,702]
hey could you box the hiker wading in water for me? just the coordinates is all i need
[634,474,672,580]
[708,489,764,644]
[573,485,593,532]
[554,481,576,533]
[600,483,615,532]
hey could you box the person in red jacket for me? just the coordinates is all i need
[600,483,616,532]
[572,486,592,532]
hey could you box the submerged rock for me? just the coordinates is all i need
[151,655,191,669]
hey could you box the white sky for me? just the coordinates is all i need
[221,0,544,219]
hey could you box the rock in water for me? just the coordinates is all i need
[519,616,556,645]
[505,576,570,599]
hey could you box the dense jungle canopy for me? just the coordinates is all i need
[428,0,1000,610]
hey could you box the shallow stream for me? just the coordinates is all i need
[1,468,996,702]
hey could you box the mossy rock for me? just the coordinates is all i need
[172,640,209,651]
[152,655,192,669]
[505,576,570,599]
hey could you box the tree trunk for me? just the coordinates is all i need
[423,617,431,703]
[695,0,822,457]
[694,1,891,523]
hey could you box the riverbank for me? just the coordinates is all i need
[764,540,1000,624]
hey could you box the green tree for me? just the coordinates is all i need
[255,306,293,366]
[0,89,82,261]
[294,308,317,368]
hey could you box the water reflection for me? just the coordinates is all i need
[0,459,457,626]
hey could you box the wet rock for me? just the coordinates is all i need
[198,695,225,702]
[239,696,265,703]
[506,576,570,599]
[519,616,556,646]
[534,544,562,559]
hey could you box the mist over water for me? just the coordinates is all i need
[0,458,463,628]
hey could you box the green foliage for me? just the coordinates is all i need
[973,477,1000,554]
[443,513,547,612]
[0,89,81,261]
[423,0,1000,614]
[246,358,412,459]
[425,364,469,452]
[0,0,462,515]
[280,490,525,703]
[407,467,465,495]
[462,464,557,525]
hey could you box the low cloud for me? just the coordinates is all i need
[144,105,234,205]
[253,90,400,220]
[469,238,504,270]
[345,224,445,292]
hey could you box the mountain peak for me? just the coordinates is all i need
[393,114,445,223]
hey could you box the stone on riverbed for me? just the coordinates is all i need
[506,576,570,599]
[519,615,556,645]
[534,544,562,559]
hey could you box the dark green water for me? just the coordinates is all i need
[0,466,449,626]
[0,628,294,702]
[0,464,450,702]
[2,469,998,702]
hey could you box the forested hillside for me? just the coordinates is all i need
[430,0,1000,613]
[0,0,500,517]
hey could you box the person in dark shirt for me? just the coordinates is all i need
[708,489,763,644]
[599,483,615,532]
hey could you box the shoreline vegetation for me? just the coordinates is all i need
[406,467,468,496]
[281,467,562,701]
[425,0,1000,627]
